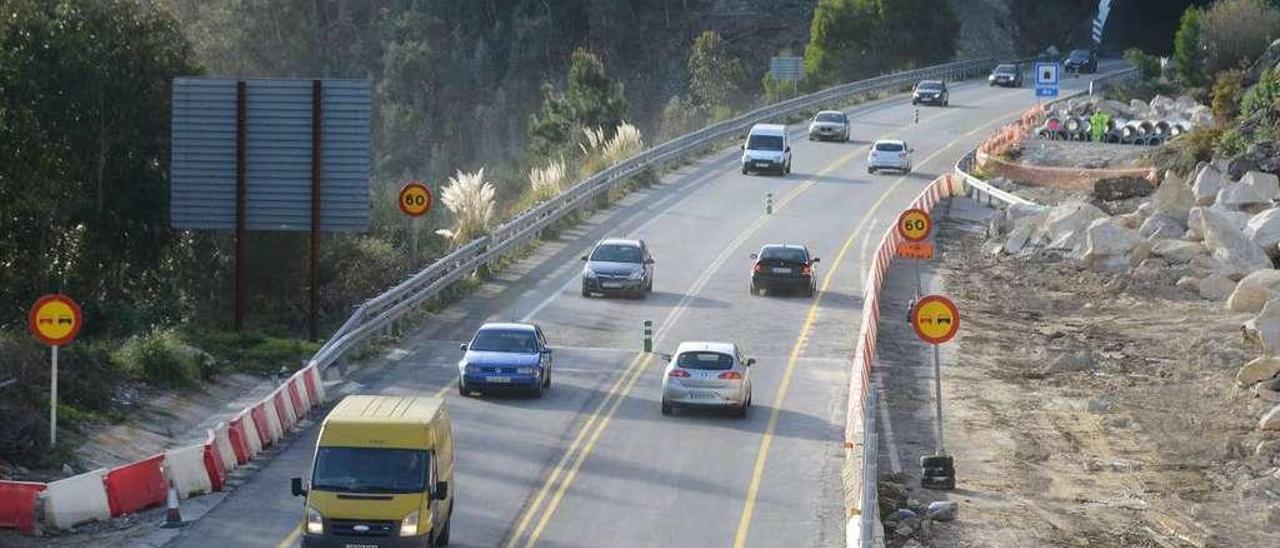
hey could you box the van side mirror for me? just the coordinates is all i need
[433,481,449,501]
[740,144,745,151]
[785,146,791,153]
[459,343,468,352]
[291,477,307,497]
[749,253,758,260]
[746,358,756,366]
[812,257,821,263]
[541,348,553,355]
[580,255,588,261]
[645,258,655,265]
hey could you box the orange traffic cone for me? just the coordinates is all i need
[162,482,185,528]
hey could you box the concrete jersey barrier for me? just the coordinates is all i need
[165,444,213,499]
[43,468,111,530]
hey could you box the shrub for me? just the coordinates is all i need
[114,329,204,389]
[179,328,319,377]
[1173,6,1206,87]
[601,122,644,166]
[1242,69,1280,119]
[1212,69,1247,120]
[1216,128,1249,157]
[660,94,708,140]
[1124,49,1162,81]
[434,169,496,247]
[1201,0,1280,75]
[528,158,567,201]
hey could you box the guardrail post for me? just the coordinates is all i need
[643,320,653,353]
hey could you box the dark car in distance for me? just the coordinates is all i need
[1064,49,1098,74]
[581,238,655,298]
[988,64,1023,87]
[749,244,819,297]
[911,80,949,107]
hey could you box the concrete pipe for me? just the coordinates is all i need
[1154,120,1172,136]
[1105,132,1123,144]
[1045,116,1063,132]
[1138,120,1156,136]
[1064,116,1082,133]
[1036,128,1054,139]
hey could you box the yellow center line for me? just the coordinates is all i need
[730,105,1035,548]
[277,525,302,548]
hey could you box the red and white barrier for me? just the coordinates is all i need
[105,455,167,517]
[43,468,111,529]
[239,410,265,457]
[274,388,297,431]
[0,481,46,533]
[289,374,310,416]
[845,174,963,547]
[303,364,325,405]
[202,433,227,492]
[261,398,284,444]
[210,422,238,472]
[165,445,212,499]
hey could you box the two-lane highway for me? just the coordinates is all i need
[165,63,1120,548]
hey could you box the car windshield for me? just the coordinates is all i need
[312,447,428,494]
[470,329,538,353]
[590,244,643,263]
[815,112,844,123]
[676,351,735,371]
[1070,50,1090,59]
[875,142,905,152]
[995,65,1017,74]
[917,82,942,91]
[747,134,784,151]
[761,246,807,263]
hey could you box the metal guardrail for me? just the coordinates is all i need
[953,67,1140,209]
[308,57,1000,373]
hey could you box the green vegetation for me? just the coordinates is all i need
[527,48,630,162]
[805,0,958,87]
[1125,49,1164,81]
[1173,7,1206,87]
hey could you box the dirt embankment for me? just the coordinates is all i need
[878,203,1280,548]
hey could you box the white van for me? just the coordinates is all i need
[740,124,791,176]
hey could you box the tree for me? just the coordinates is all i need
[1201,0,1280,75]
[687,31,745,112]
[526,48,629,161]
[804,0,879,86]
[803,0,957,86]
[0,0,198,335]
[1173,6,1206,87]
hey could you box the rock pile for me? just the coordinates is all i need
[986,164,1280,430]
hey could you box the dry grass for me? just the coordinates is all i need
[434,168,496,246]
[528,158,567,201]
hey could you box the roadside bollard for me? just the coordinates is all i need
[643,320,653,353]
[914,108,919,124]
[765,192,773,215]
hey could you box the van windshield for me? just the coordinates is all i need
[747,134,783,151]
[312,447,429,494]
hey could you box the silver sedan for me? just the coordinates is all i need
[660,341,754,417]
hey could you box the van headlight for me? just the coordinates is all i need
[582,266,597,278]
[306,506,323,534]
[400,510,420,536]
[628,270,644,280]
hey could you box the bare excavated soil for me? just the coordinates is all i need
[876,199,1280,548]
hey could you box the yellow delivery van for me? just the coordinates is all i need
[291,395,454,547]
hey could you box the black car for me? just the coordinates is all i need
[749,244,818,297]
[1064,49,1098,74]
[581,238,655,298]
[911,80,949,107]
[987,64,1023,87]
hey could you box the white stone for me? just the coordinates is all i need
[1192,207,1273,279]
[1228,269,1280,313]
[1151,239,1207,263]
[1261,404,1280,430]
[1139,214,1185,240]
[1082,217,1141,267]
[1199,274,1237,300]
[1042,203,1108,251]
[1246,208,1280,258]
[1152,171,1194,222]
[1244,298,1280,355]
[1217,182,1271,211]
[1176,275,1200,291]
[1242,171,1280,201]
[1193,165,1227,206]
[1239,356,1280,387]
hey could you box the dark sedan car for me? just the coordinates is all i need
[988,64,1023,87]
[749,244,819,297]
[911,80,949,107]
[581,238,654,298]
[1064,49,1098,74]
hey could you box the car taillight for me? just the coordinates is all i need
[753,262,764,274]
[668,369,690,378]
[719,371,743,380]
[800,264,813,276]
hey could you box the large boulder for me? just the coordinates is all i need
[1004,210,1048,255]
[1042,203,1108,252]
[1191,207,1272,278]
[1139,214,1185,240]
[1200,273,1237,300]
[1241,171,1280,201]
[1151,239,1206,263]
[1082,217,1142,269]
[1193,165,1227,206]
[1151,171,1194,222]
[1238,356,1280,387]
[1217,181,1271,212]
[1246,208,1280,258]
[1243,297,1280,355]
[1228,269,1280,313]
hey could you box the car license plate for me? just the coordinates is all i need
[772,267,791,274]
[485,376,511,383]
[346,545,378,548]
[755,162,770,168]
[689,390,716,399]
[601,282,622,288]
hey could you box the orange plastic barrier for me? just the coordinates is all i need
[0,481,46,533]
[104,455,167,517]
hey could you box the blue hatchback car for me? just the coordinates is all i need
[457,323,553,397]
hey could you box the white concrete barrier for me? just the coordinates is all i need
[239,411,263,457]
[211,422,237,472]
[43,468,110,529]
[164,444,212,499]
[306,364,326,404]
[292,373,312,413]
[262,398,284,443]
[276,388,298,430]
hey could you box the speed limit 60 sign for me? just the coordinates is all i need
[897,208,932,242]
[399,182,432,217]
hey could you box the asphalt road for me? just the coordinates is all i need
[163,63,1122,548]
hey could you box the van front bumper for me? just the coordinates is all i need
[302,532,431,548]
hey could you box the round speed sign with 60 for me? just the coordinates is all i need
[398,182,432,217]
[897,208,932,242]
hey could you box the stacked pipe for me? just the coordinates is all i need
[1032,94,1212,147]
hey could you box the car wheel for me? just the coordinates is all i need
[749,282,760,296]
[807,134,813,141]
[581,284,590,297]
[867,166,875,174]
[533,378,546,398]
[433,507,451,546]
[741,165,748,175]
[645,277,653,293]
[911,99,918,105]
[735,402,748,419]
[458,379,467,396]
[805,284,815,298]
[543,369,551,389]
[661,400,673,416]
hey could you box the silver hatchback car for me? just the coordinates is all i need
[660,342,754,417]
